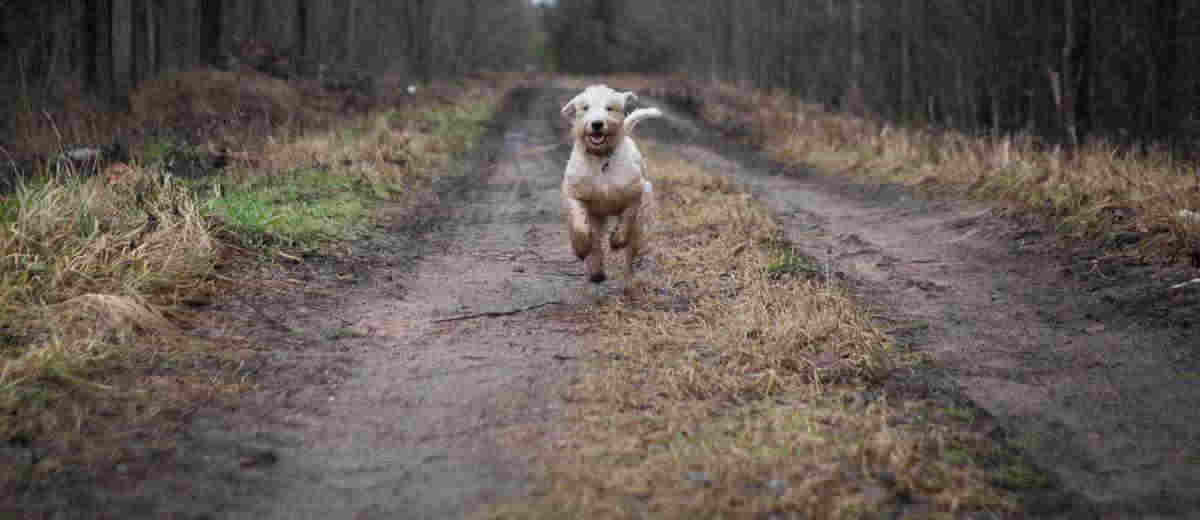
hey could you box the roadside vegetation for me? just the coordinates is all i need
[0,67,510,488]
[491,141,1034,518]
[629,76,1200,265]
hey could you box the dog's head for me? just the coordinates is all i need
[561,85,637,156]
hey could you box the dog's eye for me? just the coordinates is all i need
[581,105,589,111]
[607,106,618,112]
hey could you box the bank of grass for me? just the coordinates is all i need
[490,142,1025,518]
[0,165,235,484]
[206,93,496,249]
[0,68,510,486]
[621,75,1200,264]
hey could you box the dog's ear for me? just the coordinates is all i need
[561,96,579,119]
[623,91,638,111]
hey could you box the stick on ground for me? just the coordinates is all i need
[431,300,562,323]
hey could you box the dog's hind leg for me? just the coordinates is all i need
[624,181,654,284]
[614,179,653,251]
[610,203,639,252]
[611,182,651,252]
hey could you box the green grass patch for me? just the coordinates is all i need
[202,92,500,251]
[206,167,372,248]
[412,99,493,154]
[993,463,1052,490]
[764,239,822,280]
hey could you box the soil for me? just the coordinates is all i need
[9,85,1200,519]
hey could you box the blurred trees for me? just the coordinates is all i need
[543,0,1199,146]
[541,0,673,74]
[0,0,539,99]
[5,0,1197,146]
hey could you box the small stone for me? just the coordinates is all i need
[239,450,279,469]
[513,265,526,273]
[861,483,892,506]
[684,471,712,486]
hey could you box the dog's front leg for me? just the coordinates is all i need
[585,219,607,283]
[565,197,592,260]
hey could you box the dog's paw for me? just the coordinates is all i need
[589,272,608,283]
[610,233,628,251]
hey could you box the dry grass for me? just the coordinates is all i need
[0,167,244,484]
[3,79,124,164]
[620,74,1200,264]
[490,142,1020,518]
[0,68,516,487]
[252,84,497,210]
[202,78,505,250]
[765,106,1200,260]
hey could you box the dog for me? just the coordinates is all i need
[560,85,662,284]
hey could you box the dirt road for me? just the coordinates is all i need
[206,87,610,518]
[17,85,1200,518]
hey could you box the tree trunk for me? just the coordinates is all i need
[88,0,114,96]
[846,0,865,115]
[112,0,133,93]
[297,0,308,66]
[1154,0,1179,140]
[1060,0,1079,145]
[900,0,913,122]
[200,0,221,64]
[1072,0,1093,141]
[343,0,357,67]
[145,0,159,78]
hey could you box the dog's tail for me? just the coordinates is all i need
[624,108,663,134]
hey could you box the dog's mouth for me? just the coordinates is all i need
[586,133,608,147]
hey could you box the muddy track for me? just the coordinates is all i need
[14,85,1200,518]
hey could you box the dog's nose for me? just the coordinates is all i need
[591,121,604,132]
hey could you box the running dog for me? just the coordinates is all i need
[560,85,662,283]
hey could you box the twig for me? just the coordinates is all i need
[432,300,562,323]
[1169,278,1200,290]
[824,246,834,287]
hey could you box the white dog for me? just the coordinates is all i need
[560,85,662,283]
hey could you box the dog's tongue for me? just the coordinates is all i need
[588,134,606,145]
